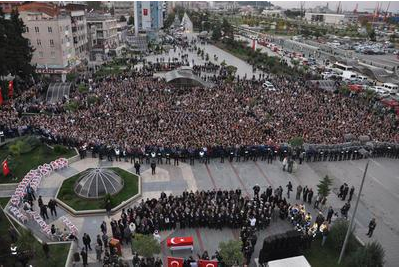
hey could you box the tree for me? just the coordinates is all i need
[317,175,333,201]
[218,240,244,266]
[346,241,385,267]
[131,234,160,258]
[327,219,358,253]
[221,18,233,38]
[4,9,34,83]
[212,24,222,41]
[128,16,134,26]
[86,1,103,11]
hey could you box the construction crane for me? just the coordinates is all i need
[353,3,358,14]
[336,1,341,14]
[384,2,391,21]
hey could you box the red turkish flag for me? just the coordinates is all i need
[166,236,193,247]
[0,87,3,106]
[143,8,148,16]
[8,80,13,98]
[198,259,219,267]
[2,160,10,176]
[167,256,184,267]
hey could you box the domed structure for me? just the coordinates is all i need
[74,168,124,199]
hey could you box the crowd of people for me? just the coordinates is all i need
[89,182,345,266]
[1,42,398,157]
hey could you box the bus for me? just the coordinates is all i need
[332,62,353,74]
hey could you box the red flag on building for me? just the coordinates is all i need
[2,160,10,176]
[0,87,3,106]
[198,259,219,267]
[167,257,184,267]
[8,80,13,98]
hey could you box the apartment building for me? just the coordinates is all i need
[18,2,76,81]
[87,14,124,62]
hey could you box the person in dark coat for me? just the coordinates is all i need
[48,199,58,217]
[348,186,355,202]
[81,248,88,267]
[342,183,349,201]
[303,186,308,202]
[307,188,313,204]
[134,162,141,175]
[151,161,156,175]
[366,218,377,237]
[83,233,92,251]
[326,206,335,224]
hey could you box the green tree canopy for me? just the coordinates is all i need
[317,175,333,199]
[218,240,244,266]
[0,8,34,88]
[346,241,385,267]
[131,233,160,258]
[128,16,134,25]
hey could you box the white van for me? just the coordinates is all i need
[341,71,357,81]
[383,83,399,93]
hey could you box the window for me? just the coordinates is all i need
[51,51,56,58]
[39,51,44,58]
[27,40,31,46]
[35,26,39,33]
[25,27,29,33]
[36,39,42,46]
[48,27,52,33]
[65,25,69,31]
[50,39,54,47]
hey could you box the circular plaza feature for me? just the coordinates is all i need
[74,168,124,199]
[56,167,141,214]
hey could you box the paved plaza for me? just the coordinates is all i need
[5,154,397,266]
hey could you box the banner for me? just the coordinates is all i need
[167,256,184,267]
[0,87,3,106]
[198,260,219,267]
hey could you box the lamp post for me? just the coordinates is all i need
[338,149,370,264]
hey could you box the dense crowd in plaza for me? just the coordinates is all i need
[0,64,398,158]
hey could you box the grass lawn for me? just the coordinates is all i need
[0,197,70,266]
[57,167,139,211]
[0,136,76,183]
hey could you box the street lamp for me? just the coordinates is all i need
[338,148,370,264]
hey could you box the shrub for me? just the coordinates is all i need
[346,241,385,267]
[54,145,69,155]
[289,136,303,148]
[131,233,161,258]
[327,219,358,253]
[23,136,40,150]
[218,240,244,266]
[78,84,88,93]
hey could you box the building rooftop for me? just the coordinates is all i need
[18,2,60,17]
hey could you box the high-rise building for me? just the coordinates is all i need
[134,1,164,33]
[18,2,77,81]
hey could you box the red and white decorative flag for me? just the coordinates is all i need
[167,256,184,267]
[2,160,10,176]
[198,259,219,267]
[166,236,194,247]
[0,87,3,106]
[8,80,13,98]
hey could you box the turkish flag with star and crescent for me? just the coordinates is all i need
[166,236,193,247]
[167,256,184,267]
[2,160,10,176]
[198,259,219,267]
